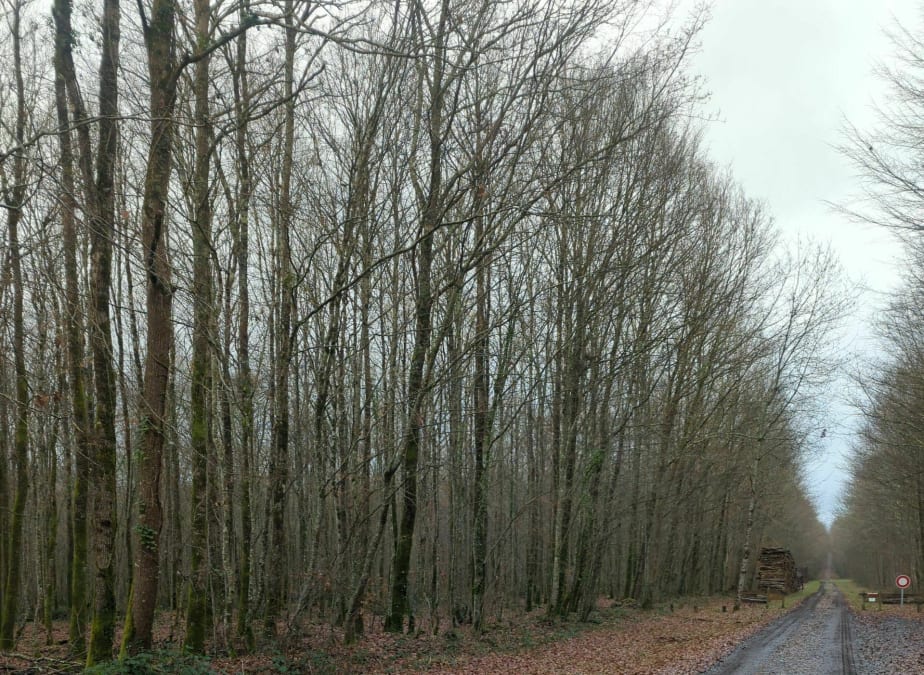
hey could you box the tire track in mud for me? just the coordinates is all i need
[838,587,856,675]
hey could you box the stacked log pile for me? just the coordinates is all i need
[757,547,798,594]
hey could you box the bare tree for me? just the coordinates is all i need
[0,0,30,649]
[121,0,179,650]
[0,0,850,664]
[184,0,215,650]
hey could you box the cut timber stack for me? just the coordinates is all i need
[757,547,798,594]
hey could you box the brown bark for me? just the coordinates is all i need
[0,0,28,645]
[264,0,296,634]
[51,0,93,651]
[230,11,255,647]
[85,0,121,660]
[122,0,178,651]
[185,0,214,650]
[385,0,450,633]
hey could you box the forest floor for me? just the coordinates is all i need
[0,589,824,674]
[400,593,813,675]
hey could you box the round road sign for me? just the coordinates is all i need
[896,574,912,589]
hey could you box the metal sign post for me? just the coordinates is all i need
[896,574,912,605]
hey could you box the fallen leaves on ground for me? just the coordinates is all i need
[0,598,804,674]
[415,600,794,675]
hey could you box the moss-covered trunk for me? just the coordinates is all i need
[184,0,214,650]
[231,10,254,647]
[122,0,177,653]
[85,0,121,661]
[51,0,95,653]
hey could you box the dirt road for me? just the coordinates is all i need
[706,581,855,675]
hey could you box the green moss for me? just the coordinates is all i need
[69,478,88,654]
[119,583,135,660]
[183,588,207,652]
[138,415,152,435]
[1,487,29,650]
[136,525,157,553]
[190,416,207,445]
[86,581,116,667]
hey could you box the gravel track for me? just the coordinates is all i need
[702,581,924,674]
[705,582,852,674]
[850,608,924,674]
[839,589,855,674]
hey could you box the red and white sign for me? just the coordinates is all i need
[896,574,912,589]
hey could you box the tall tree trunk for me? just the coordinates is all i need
[384,177,437,633]
[471,158,490,633]
[0,188,27,653]
[113,229,135,599]
[122,0,178,651]
[264,0,295,636]
[578,426,626,620]
[0,0,29,646]
[353,206,374,639]
[85,0,121,660]
[219,282,236,646]
[230,9,255,647]
[51,0,93,651]
[709,489,730,593]
[385,0,449,633]
[344,464,397,643]
[525,397,539,612]
[44,356,64,644]
[552,299,586,616]
[185,0,213,650]
[734,457,760,611]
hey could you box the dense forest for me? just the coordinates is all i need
[0,0,839,665]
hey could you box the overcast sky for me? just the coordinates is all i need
[673,0,919,526]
